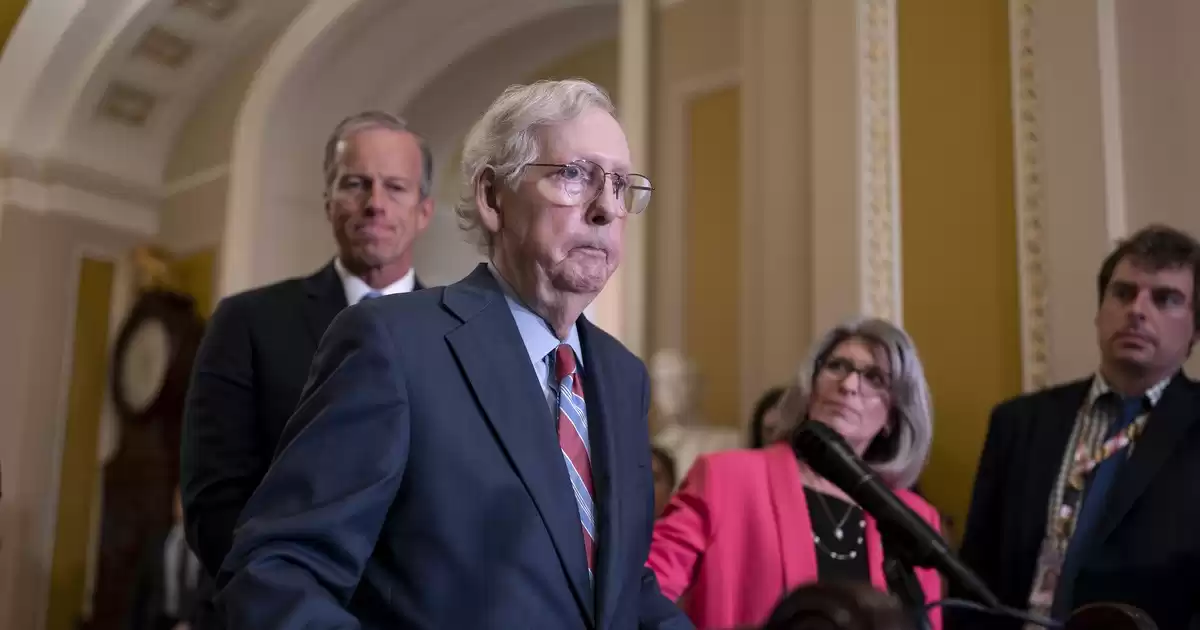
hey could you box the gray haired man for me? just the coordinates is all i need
[215,79,690,629]
[181,110,434,582]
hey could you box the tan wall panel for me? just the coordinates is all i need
[171,248,218,318]
[684,86,741,427]
[652,0,741,358]
[45,258,114,630]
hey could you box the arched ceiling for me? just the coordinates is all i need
[0,0,307,191]
[222,0,621,290]
[0,0,625,241]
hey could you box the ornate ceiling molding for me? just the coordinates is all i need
[0,0,304,190]
[0,150,161,234]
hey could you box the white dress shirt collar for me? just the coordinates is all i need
[333,256,416,305]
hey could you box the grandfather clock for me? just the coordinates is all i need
[87,247,206,630]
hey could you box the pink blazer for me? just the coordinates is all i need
[648,443,943,630]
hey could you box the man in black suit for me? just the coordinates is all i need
[180,110,433,580]
[216,79,691,629]
[954,225,1200,629]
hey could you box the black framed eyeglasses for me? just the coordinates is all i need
[820,356,892,396]
[528,159,653,215]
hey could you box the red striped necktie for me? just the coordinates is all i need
[554,343,595,581]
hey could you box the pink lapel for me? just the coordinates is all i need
[764,442,891,592]
[864,515,889,590]
[763,443,817,589]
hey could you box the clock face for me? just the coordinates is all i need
[120,319,171,413]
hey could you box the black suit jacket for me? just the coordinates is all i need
[180,262,423,576]
[127,529,211,630]
[952,373,1200,629]
[216,264,691,630]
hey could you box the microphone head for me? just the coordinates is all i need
[792,420,875,490]
[792,419,850,456]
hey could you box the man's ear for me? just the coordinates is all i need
[476,168,502,234]
[323,182,336,220]
[414,195,435,233]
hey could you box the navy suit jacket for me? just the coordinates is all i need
[952,374,1200,629]
[216,264,692,630]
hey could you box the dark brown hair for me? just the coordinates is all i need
[1097,224,1200,329]
[749,386,787,448]
[760,582,913,630]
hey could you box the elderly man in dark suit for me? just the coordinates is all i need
[216,79,691,630]
[954,225,1200,629]
[180,110,434,580]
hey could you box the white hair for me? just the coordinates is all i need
[453,79,615,254]
[778,316,934,490]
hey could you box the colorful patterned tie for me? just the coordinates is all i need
[554,343,595,579]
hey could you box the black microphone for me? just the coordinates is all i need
[792,420,1001,609]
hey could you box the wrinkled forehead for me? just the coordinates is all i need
[536,108,632,172]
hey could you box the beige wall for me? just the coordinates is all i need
[1016,0,1200,388]
[652,0,741,362]
[0,206,139,630]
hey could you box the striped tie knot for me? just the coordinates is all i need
[555,343,577,382]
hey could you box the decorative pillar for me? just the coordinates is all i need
[1009,0,1130,387]
[856,0,902,324]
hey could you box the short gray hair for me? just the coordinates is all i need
[779,316,934,490]
[323,110,434,199]
[454,79,615,254]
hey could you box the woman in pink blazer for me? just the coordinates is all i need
[648,317,943,630]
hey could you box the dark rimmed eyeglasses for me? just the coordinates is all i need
[820,356,892,396]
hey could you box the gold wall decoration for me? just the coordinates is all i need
[132,245,177,291]
[1011,0,1051,392]
[859,0,902,323]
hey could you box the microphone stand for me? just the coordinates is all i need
[878,526,931,630]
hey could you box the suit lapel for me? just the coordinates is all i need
[443,265,595,622]
[1093,374,1200,544]
[301,262,348,345]
[580,321,628,629]
[763,443,817,590]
